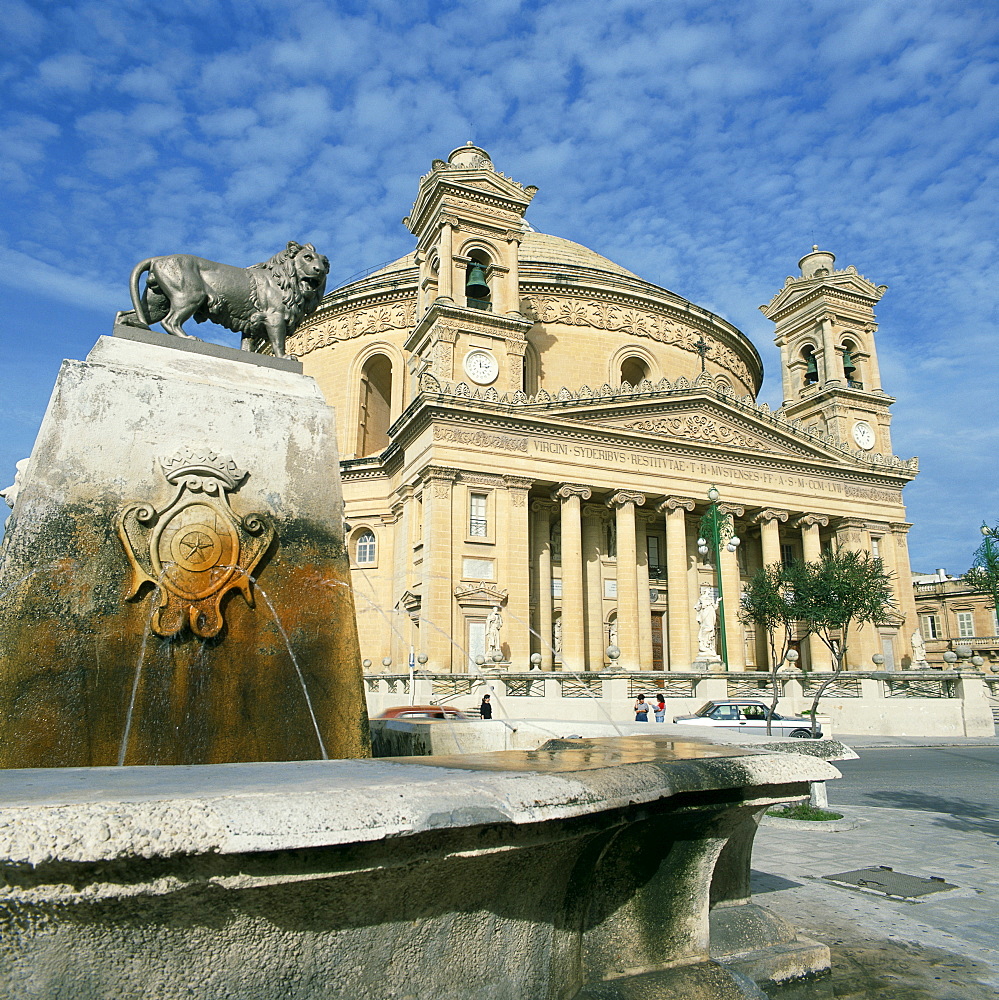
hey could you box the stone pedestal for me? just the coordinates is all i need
[0,332,369,766]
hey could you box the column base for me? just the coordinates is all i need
[693,656,723,670]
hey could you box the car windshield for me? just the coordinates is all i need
[693,703,717,718]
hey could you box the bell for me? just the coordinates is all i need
[465,262,490,299]
[842,349,857,376]
[805,354,818,379]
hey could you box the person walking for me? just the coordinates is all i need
[479,694,493,719]
[653,694,666,722]
[633,694,649,722]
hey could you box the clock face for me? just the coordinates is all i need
[852,420,876,450]
[464,350,499,385]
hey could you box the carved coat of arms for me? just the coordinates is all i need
[117,448,275,638]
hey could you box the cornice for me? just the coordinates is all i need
[414,373,917,477]
[398,395,917,494]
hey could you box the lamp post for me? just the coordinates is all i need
[697,486,740,669]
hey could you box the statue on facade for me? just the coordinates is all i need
[116,242,329,358]
[608,617,618,648]
[553,617,562,658]
[910,628,928,667]
[486,606,503,657]
[694,587,721,655]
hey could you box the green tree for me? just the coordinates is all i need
[963,524,999,621]
[740,563,797,735]
[789,550,896,736]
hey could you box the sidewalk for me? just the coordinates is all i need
[751,800,999,997]
[834,733,999,749]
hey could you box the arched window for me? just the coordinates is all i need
[802,346,818,385]
[620,356,649,387]
[464,250,491,311]
[841,339,862,388]
[357,354,393,456]
[355,531,376,565]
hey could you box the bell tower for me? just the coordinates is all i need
[760,248,895,456]
[403,144,536,393]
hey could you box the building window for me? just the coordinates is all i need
[781,543,795,567]
[647,536,662,578]
[355,531,376,565]
[956,612,975,638]
[469,492,488,537]
[620,356,649,387]
[871,536,881,560]
[356,353,393,456]
[920,615,940,640]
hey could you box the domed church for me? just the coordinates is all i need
[290,144,919,675]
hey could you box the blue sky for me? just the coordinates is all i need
[1,0,996,572]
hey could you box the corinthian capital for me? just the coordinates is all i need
[750,508,789,526]
[552,484,592,503]
[793,513,829,529]
[658,496,696,513]
[607,490,646,509]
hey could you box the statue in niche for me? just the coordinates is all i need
[910,628,928,667]
[115,242,329,358]
[694,586,721,655]
[553,617,562,658]
[486,606,503,657]
[608,617,618,648]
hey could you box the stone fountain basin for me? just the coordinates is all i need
[0,735,838,999]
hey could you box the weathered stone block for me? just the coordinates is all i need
[0,334,368,765]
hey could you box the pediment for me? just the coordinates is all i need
[565,398,853,464]
[765,272,886,315]
[448,174,528,203]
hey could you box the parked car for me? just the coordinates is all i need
[373,705,469,721]
[672,699,820,738]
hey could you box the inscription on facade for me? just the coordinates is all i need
[434,425,529,453]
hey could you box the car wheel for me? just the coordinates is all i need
[788,729,813,738]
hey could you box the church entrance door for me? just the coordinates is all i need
[651,612,665,670]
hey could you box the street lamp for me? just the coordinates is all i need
[697,485,741,669]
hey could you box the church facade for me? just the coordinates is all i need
[290,144,920,674]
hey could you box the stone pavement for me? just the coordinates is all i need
[751,767,999,997]
[832,734,999,749]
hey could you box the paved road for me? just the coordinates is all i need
[828,746,999,829]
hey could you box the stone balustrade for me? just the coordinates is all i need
[364,669,995,737]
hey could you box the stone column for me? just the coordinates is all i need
[531,500,555,671]
[637,511,655,670]
[607,491,645,672]
[819,312,840,386]
[583,504,607,672]
[503,230,524,316]
[863,322,883,390]
[794,514,829,671]
[553,485,591,672]
[752,509,788,568]
[890,522,919,664]
[835,517,879,670]
[437,219,456,302]
[503,476,533,668]
[422,467,459,671]
[505,337,527,394]
[718,504,746,671]
[661,498,696,670]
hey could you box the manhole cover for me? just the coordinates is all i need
[822,865,957,898]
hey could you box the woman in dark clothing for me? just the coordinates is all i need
[480,694,493,719]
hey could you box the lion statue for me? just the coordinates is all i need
[116,241,330,358]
